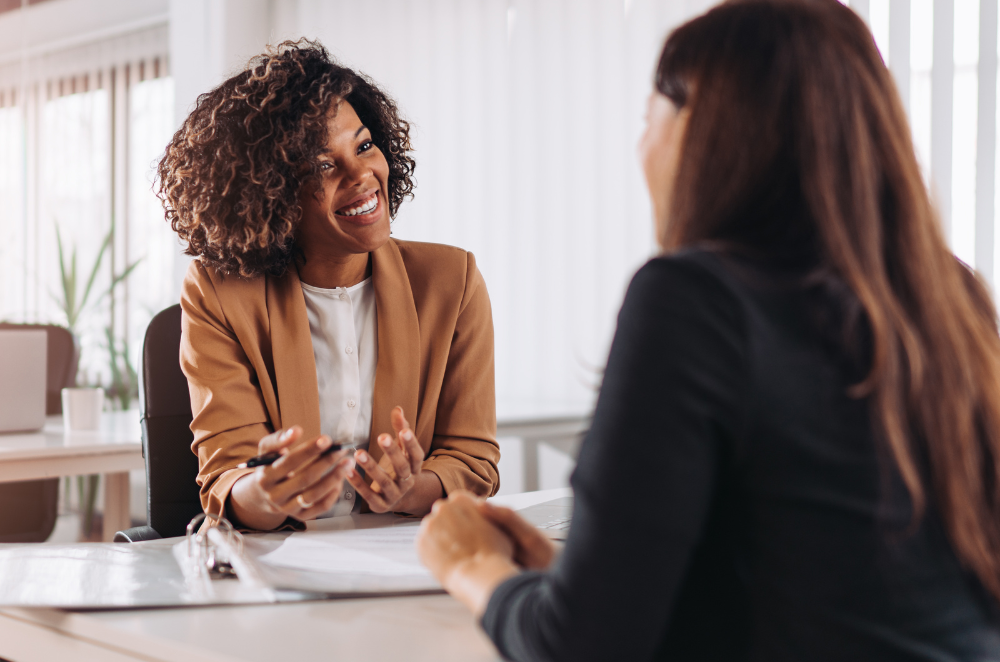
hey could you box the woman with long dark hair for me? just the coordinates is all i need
[417,1,1000,659]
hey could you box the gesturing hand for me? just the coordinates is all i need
[229,425,355,530]
[347,406,440,514]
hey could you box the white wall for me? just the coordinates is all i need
[168,0,270,134]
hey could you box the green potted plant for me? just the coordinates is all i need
[52,223,141,538]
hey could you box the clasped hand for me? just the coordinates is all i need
[416,491,559,616]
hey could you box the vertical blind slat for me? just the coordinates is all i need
[976,0,997,281]
[932,0,955,233]
[889,0,911,115]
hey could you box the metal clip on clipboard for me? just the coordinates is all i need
[173,512,276,601]
[185,512,240,579]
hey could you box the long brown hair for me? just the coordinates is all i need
[658,0,1000,601]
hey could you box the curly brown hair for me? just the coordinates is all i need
[157,39,416,278]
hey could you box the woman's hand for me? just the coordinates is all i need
[416,491,520,617]
[346,407,444,515]
[478,501,558,571]
[229,425,355,531]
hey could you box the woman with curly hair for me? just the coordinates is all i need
[158,40,498,531]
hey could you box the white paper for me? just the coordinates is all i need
[257,524,432,578]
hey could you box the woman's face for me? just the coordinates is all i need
[297,101,391,258]
[639,91,690,244]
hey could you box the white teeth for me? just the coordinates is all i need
[340,194,378,216]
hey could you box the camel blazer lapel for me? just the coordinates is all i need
[265,267,322,440]
[367,240,421,465]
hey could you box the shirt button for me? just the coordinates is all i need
[345,492,353,499]
[347,399,356,408]
[345,346,353,355]
[339,292,347,300]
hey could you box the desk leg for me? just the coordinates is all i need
[522,438,539,492]
[102,472,130,542]
[544,434,582,460]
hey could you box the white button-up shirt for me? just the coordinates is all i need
[301,277,378,517]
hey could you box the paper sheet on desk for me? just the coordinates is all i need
[248,523,442,595]
[258,526,432,577]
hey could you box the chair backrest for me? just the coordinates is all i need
[0,323,75,542]
[141,304,202,538]
[0,323,77,415]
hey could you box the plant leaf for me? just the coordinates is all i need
[104,257,143,299]
[54,224,75,330]
[78,231,111,319]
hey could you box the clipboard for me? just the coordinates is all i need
[0,527,316,609]
[0,511,441,609]
[181,511,444,598]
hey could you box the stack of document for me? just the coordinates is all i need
[246,521,441,595]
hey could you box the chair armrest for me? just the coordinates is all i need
[113,525,163,543]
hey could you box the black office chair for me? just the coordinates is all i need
[114,305,202,542]
[0,323,78,543]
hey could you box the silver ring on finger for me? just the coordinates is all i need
[296,494,315,510]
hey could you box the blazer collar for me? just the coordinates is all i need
[368,239,421,464]
[265,239,421,461]
[266,265,322,439]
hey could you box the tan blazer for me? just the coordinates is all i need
[179,238,499,522]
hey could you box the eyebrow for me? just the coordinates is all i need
[319,126,369,154]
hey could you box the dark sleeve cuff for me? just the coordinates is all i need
[480,570,547,661]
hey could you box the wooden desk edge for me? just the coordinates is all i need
[0,608,244,662]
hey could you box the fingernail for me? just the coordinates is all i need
[379,436,391,448]
[287,469,296,478]
[346,468,356,478]
[356,450,368,462]
[317,436,332,450]
[281,429,293,441]
[402,429,413,441]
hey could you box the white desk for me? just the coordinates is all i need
[0,410,143,542]
[0,488,570,662]
[496,399,591,491]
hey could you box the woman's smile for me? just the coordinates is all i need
[335,189,382,224]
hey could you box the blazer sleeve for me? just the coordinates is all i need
[179,262,272,521]
[422,252,501,497]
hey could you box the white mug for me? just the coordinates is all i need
[61,387,104,432]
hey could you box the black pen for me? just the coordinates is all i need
[237,442,356,469]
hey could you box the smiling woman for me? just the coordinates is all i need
[157,40,499,532]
